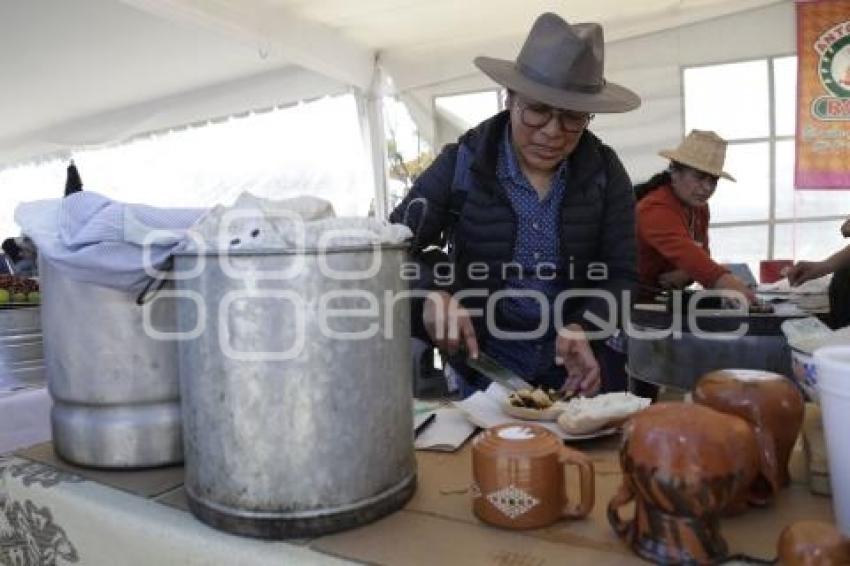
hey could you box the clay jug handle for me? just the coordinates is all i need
[749,425,780,506]
[558,446,595,519]
[607,481,635,541]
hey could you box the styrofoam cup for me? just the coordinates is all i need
[814,345,850,536]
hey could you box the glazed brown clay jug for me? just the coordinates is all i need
[694,368,804,512]
[607,402,760,565]
[777,521,850,565]
[471,423,594,529]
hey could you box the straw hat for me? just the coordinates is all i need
[658,130,736,182]
[474,13,640,113]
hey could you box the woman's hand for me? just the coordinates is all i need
[422,291,479,358]
[787,261,831,287]
[555,324,601,397]
[658,269,693,290]
[713,272,756,306]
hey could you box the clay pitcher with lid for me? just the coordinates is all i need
[472,423,595,529]
[694,368,804,513]
[607,402,760,565]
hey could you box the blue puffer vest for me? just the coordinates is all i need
[390,111,637,339]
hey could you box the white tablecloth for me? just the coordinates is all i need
[0,453,346,565]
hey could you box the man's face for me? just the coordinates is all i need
[508,94,590,173]
[670,166,718,208]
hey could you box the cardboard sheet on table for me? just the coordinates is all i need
[0,387,51,454]
[722,484,834,559]
[408,442,635,554]
[153,485,191,512]
[721,439,834,558]
[403,440,834,562]
[311,510,637,566]
[17,441,185,499]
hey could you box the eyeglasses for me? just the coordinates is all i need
[514,98,594,133]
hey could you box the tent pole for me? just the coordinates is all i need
[355,63,389,219]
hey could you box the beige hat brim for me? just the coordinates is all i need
[658,149,736,182]
[474,56,641,113]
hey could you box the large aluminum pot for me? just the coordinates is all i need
[174,244,415,538]
[626,305,795,391]
[39,258,182,467]
[628,330,792,390]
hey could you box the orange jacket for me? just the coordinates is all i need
[636,185,727,290]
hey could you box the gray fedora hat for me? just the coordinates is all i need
[475,13,641,113]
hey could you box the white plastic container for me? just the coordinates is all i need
[791,347,818,401]
[813,345,850,536]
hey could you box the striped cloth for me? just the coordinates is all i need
[15,192,205,292]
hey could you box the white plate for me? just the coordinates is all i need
[454,384,623,442]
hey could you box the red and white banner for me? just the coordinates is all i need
[796,0,850,189]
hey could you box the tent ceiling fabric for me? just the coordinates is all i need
[0,0,345,167]
[119,0,377,89]
[0,0,784,168]
[381,0,785,92]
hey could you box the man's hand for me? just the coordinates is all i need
[422,291,479,358]
[841,218,850,238]
[555,324,601,397]
[787,260,831,287]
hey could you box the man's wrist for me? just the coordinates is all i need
[559,321,588,340]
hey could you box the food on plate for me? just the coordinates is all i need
[557,392,651,435]
[503,388,563,421]
[507,387,559,409]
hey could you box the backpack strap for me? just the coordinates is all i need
[445,143,476,258]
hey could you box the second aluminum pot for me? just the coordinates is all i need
[40,258,182,468]
[173,244,416,538]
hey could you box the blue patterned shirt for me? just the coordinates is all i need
[483,125,569,387]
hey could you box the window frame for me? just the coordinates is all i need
[681,53,848,261]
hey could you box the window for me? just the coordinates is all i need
[384,96,433,211]
[683,56,850,277]
[684,60,770,140]
[385,89,502,211]
[709,142,770,223]
[434,91,502,131]
[709,225,769,271]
